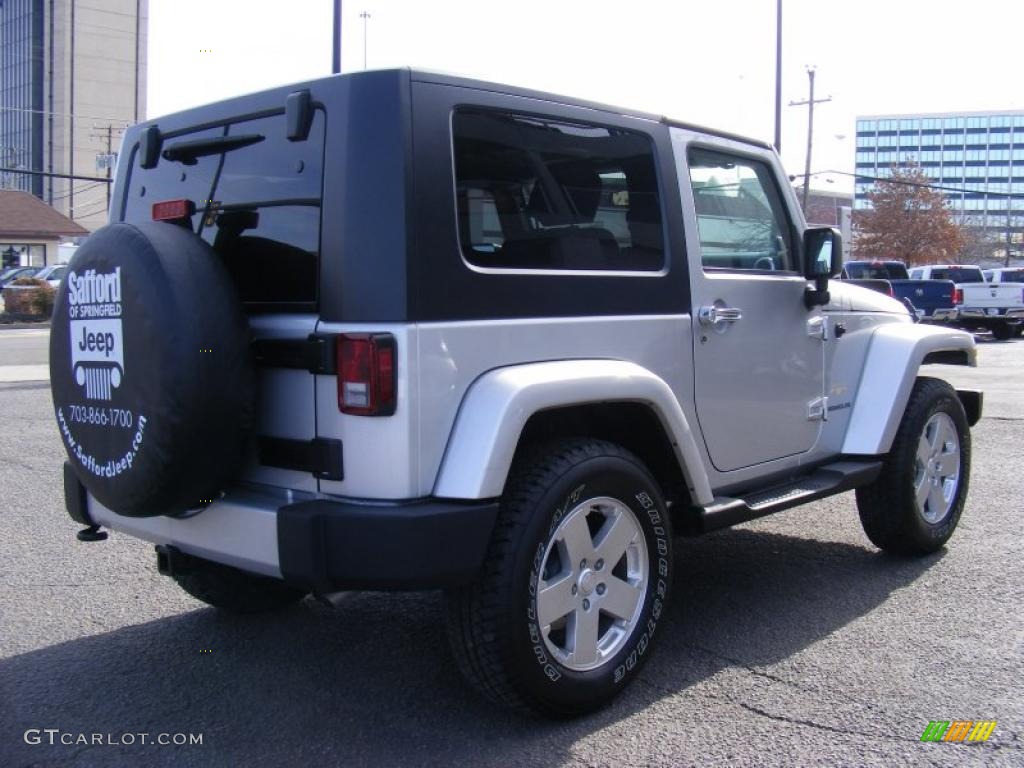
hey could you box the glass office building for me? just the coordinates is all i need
[855,112,1024,260]
[0,0,146,231]
[0,0,45,197]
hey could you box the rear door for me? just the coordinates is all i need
[119,108,327,491]
[671,130,824,473]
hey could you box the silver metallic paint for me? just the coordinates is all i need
[432,357,713,503]
[841,323,976,455]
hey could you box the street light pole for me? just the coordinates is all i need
[360,11,371,70]
[774,0,782,152]
[332,0,342,74]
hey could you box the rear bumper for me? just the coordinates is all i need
[66,467,498,591]
[956,308,1023,324]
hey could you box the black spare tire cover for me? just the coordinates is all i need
[50,222,255,518]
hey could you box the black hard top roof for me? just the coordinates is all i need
[409,68,774,151]
[135,67,773,153]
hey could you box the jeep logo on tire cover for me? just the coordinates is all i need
[66,268,125,401]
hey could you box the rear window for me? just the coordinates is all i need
[996,270,1024,282]
[453,110,664,272]
[845,262,907,280]
[123,110,325,310]
[928,267,983,283]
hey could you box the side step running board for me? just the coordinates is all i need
[693,460,883,534]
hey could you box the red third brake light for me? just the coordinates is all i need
[152,199,195,222]
[953,288,963,305]
[337,334,397,416]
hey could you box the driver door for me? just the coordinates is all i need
[674,134,825,473]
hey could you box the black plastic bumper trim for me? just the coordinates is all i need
[277,498,499,591]
[258,436,344,480]
[956,389,983,427]
[63,461,94,527]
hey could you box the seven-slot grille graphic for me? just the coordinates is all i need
[83,367,115,401]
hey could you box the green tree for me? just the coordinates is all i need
[853,164,965,265]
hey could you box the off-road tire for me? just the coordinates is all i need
[172,556,307,614]
[856,377,971,555]
[444,438,672,717]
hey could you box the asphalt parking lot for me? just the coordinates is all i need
[1,328,1021,767]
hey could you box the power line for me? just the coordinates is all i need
[72,201,110,219]
[0,105,130,124]
[0,167,111,183]
[48,182,106,202]
[809,170,1023,199]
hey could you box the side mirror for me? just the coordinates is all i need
[803,227,843,308]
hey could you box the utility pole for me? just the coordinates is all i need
[1006,196,1014,267]
[774,0,782,152]
[789,66,831,214]
[90,123,120,214]
[104,124,112,209]
[360,11,371,69]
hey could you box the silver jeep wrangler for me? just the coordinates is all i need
[51,69,981,717]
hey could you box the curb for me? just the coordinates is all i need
[0,320,52,330]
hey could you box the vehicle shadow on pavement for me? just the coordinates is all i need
[1,528,940,767]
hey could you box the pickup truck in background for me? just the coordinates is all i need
[983,267,1024,284]
[982,268,1024,336]
[910,264,1024,339]
[842,260,957,321]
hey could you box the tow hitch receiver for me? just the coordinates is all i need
[155,544,192,577]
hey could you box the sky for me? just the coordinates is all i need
[147,0,1024,194]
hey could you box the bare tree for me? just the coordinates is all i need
[853,164,965,265]
[953,213,1000,264]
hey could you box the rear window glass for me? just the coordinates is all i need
[996,270,1024,282]
[453,110,665,272]
[928,267,983,283]
[845,263,907,279]
[123,110,325,309]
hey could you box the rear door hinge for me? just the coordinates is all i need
[258,436,344,480]
[807,316,829,341]
[807,396,829,422]
[252,334,337,375]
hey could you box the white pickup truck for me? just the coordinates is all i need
[910,264,1024,339]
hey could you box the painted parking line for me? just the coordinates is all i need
[0,365,49,382]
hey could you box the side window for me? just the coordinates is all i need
[910,268,922,279]
[687,148,795,272]
[453,110,664,271]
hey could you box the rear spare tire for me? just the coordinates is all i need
[50,222,254,518]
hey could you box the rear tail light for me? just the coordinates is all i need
[337,333,396,416]
[953,288,963,305]
[886,284,895,297]
[152,199,195,223]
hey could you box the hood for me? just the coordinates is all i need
[826,281,910,314]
